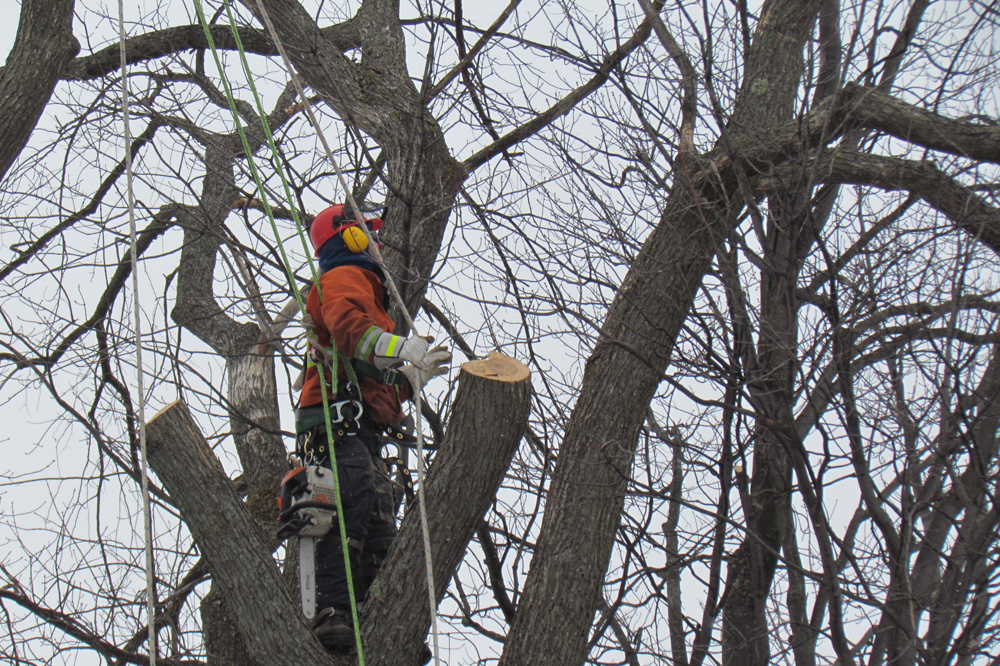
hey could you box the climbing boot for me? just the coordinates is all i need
[312,608,355,651]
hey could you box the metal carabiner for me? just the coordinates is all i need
[298,431,316,465]
[330,399,364,424]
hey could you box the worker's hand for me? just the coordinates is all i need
[308,345,329,364]
[400,345,451,390]
[422,344,451,370]
[301,312,317,332]
[398,335,431,366]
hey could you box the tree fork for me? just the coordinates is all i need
[146,352,530,665]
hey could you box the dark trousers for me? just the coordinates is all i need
[300,419,398,611]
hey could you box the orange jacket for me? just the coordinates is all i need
[299,265,411,424]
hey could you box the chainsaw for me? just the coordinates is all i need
[277,463,339,619]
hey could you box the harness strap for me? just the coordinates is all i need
[295,399,364,433]
[351,358,408,387]
[306,348,408,390]
[342,351,360,386]
[296,411,327,434]
[383,423,429,448]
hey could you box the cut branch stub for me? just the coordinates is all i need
[362,351,532,666]
[145,400,333,666]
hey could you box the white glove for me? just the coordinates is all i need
[374,332,431,368]
[400,344,451,389]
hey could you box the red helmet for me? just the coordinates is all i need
[309,203,383,255]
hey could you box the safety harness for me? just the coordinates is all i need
[277,347,423,620]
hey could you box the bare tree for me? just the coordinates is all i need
[2,0,1000,665]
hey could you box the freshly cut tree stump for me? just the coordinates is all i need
[145,401,333,666]
[362,352,532,666]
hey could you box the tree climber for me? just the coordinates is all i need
[293,202,450,651]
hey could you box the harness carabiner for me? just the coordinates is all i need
[329,398,364,426]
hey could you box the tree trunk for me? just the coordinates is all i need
[362,352,531,666]
[201,587,256,666]
[227,352,288,522]
[723,184,819,666]
[498,0,824,661]
[0,0,79,182]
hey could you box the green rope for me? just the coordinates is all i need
[192,1,366,659]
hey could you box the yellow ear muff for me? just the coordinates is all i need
[342,225,369,253]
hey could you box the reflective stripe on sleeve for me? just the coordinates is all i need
[357,325,383,360]
[373,330,405,359]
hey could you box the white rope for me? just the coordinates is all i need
[250,2,442,660]
[118,6,157,664]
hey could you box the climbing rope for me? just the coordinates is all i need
[118,3,157,664]
[191,2,370,660]
[245,3,442,661]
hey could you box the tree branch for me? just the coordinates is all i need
[766,151,1000,257]
[464,15,656,171]
[0,121,164,282]
[843,83,1000,164]
[62,22,361,81]
[426,0,521,101]
[145,400,334,666]
[2,213,173,368]
[0,588,203,666]
[362,353,531,666]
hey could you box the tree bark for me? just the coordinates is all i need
[228,351,288,522]
[362,352,531,666]
[62,22,361,81]
[0,0,78,183]
[200,588,255,666]
[145,400,333,666]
